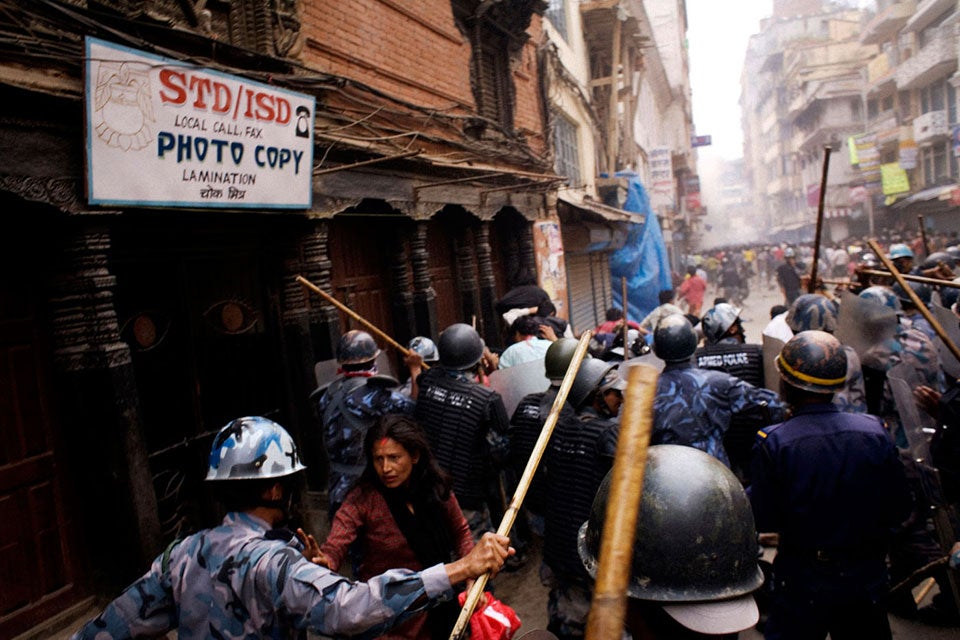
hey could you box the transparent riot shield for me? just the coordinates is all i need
[488,358,550,419]
[835,290,899,363]
[617,351,664,379]
[932,303,960,380]
[887,362,935,463]
[761,335,785,392]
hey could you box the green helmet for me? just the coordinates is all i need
[569,359,619,409]
[544,338,580,381]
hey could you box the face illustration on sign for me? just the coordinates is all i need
[295,106,311,138]
[93,60,155,151]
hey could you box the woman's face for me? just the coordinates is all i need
[372,437,418,489]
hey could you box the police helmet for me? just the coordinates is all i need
[859,285,902,312]
[407,335,439,363]
[206,416,306,481]
[776,330,847,394]
[783,247,796,258]
[336,330,380,365]
[569,359,620,409]
[701,303,742,344]
[892,281,932,308]
[652,314,698,363]
[544,338,581,381]
[920,251,956,272]
[437,323,484,370]
[578,445,763,623]
[859,252,880,269]
[889,243,914,261]
[785,294,838,334]
[945,245,960,261]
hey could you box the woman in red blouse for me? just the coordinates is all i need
[319,414,475,640]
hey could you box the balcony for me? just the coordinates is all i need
[913,109,949,144]
[866,51,898,95]
[904,0,957,33]
[861,0,917,45]
[896,25,958,89]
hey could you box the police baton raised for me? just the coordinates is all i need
[295,274,428,370]
[867,239,960,365]
[809,145,832,294]
[449,331,593,640]
[585,364,658,640]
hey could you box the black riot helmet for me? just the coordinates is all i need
[652,314,698,363]
[920,251,956,272]
[776,330,847,394]
[568,358,618,410]
[437,323,484,370]
[892,281,932,309]
[336,330,380,365]
[544,338,581,382]
[578,445,763,604]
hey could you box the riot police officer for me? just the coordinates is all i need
[71,417,513,639]
[314,330,415,516]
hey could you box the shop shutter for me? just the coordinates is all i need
[566,252,612,335]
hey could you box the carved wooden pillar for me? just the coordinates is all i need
[476,222,502,350]
[389,229,416,348]
[301,219,341,360]
[519,222,537,285]
[49,223,161,585]
[411,221,438,339]
[455,227,481,327]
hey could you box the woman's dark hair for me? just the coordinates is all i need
[361,414,452,500]
[606,307,624,322]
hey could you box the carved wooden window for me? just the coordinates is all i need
[476,28,515,131]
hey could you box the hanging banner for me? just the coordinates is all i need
[880,162,910,196]
[648,147,674,210]
[85,36,315,209]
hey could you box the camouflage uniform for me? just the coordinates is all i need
[654,361,784,467]
[70,512,455,640]
[317,374,415,512]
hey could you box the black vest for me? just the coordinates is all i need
[694,342,764,387]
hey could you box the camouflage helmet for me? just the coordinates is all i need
[206,416,306,481]
[544,337,581,381]
[785,294,838,334]
[407,335,439,363]
[336,330,380,365]
[569,358,620,409]
[892,281,932,308]
[437,323,484,370]
[859,286,902,312]
[653,314,698,362]
[776,330,847,394]
[578,445,763,605]
[889,243,914,260]
[701,303,742,344]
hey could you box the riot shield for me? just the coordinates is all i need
[932,303,960,380]
[761,335,785,392]
[887,362,935,462]
[616,350,664,378]
[835,290,898,363]
[313,351,398,393]
[488,359,550,419]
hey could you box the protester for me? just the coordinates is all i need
[638,289,685,337]
[677,265,707,317]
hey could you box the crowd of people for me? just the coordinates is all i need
[68,228,960,640]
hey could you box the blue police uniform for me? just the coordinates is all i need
[653,361,784,466]
[71,512,454,640]
[749,404,913,639]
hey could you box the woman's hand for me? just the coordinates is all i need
[445,532,513,583]
[297,527,329,567]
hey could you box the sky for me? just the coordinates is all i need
[686,0,772,162]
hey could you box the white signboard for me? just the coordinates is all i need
[648,146,674,209]
[85,37,314,209]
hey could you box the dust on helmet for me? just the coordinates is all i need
[785,294,838,333]
[569,358,619,409]
[776,330,847,394]
[206,416,306,481]
[652,314,698,363]
[701,303,742,344]
[578,444,763,602]
[336,330,380,365]
[545,337,581,381]
[859,285,903,312]
[892,281,932,308]
[889,243,914,260]
[407,336,440,363]
[437,323,484,370]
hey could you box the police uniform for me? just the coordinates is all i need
[317,375,415,513]
[653,361,784,467]
[415,366,510,540]
[542,405,619,640]
[70,512,457,640]
[749,405,913,639]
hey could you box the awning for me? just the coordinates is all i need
[556,196,632,253]
[890,183,958,209]
[556,195,638,223]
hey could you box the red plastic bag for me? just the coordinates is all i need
[457,591,522,640]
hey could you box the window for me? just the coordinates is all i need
[921,80,947,114]
[553,114,581,187]
[546,0,567,41]
[922,142,949,185]
[867,98,878,120]
[950,83,958,125]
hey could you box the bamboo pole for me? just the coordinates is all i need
[857,269,960,290]
[584,364,659,640]
[449,331,594,640]
[296,275,427,369]
[809,146,832,294]
[919,215,930,259]
[867,239,960,364]
[621,276,629,361]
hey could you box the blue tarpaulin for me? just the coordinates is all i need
[609,172,672,323]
